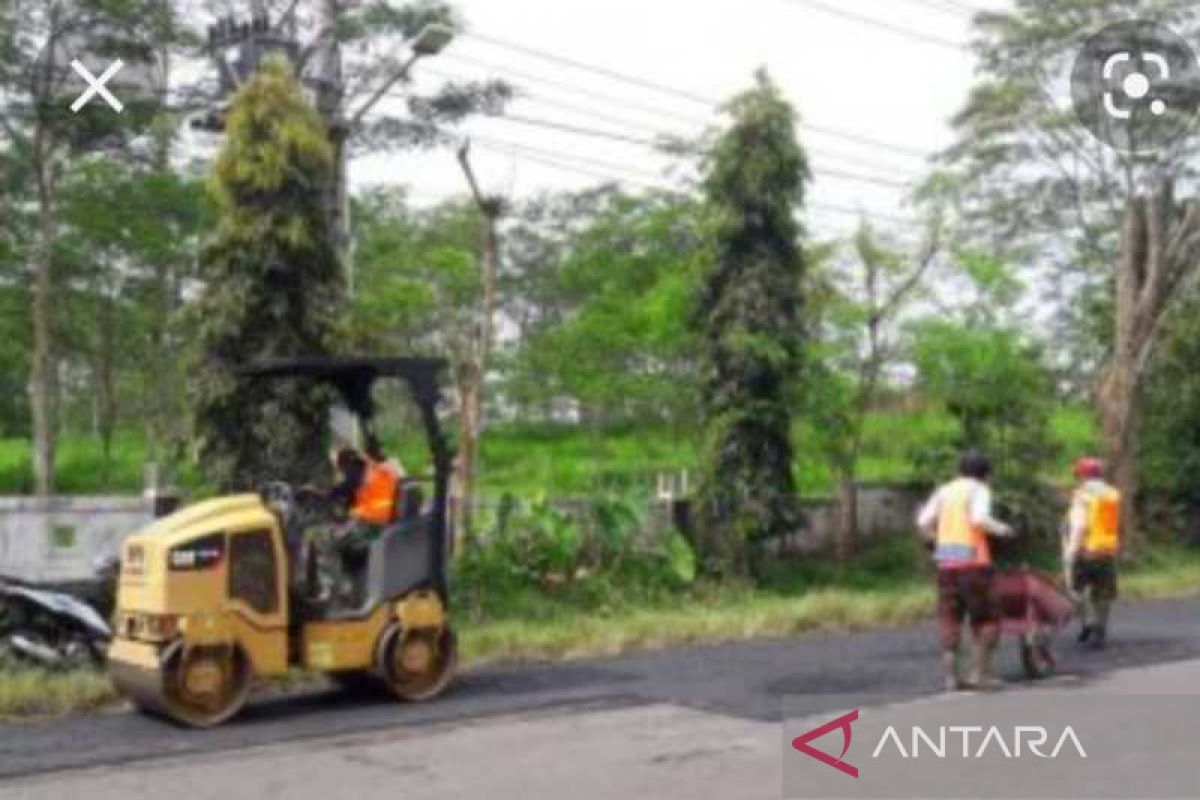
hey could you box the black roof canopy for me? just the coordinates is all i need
[241,356,446,423]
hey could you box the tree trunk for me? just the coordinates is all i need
[1099,188,1200,545]
[835,473,858,564]
[147,96,176,468]
[29,143,55,497]
[1099,352,1140,546]
[96,295,117,488]
[454,371,480,548]
[454,145,503,549]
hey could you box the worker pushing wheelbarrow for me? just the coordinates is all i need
[917,450,1075,690]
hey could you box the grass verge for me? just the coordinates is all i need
[0,668,117,720]
[458,582,933,666]
[2,543,1198,721]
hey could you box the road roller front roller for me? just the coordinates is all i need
[107,357,459,728]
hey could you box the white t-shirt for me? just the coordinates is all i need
[916,478,1011,537]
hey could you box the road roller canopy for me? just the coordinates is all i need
[241,356,454,601]
[241,356,444,423]
[240,356,452,471]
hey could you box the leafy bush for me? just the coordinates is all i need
[453,490,697,619]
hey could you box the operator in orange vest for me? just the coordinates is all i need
[1063,457,1121,649]
[917,451,1015,691]
[320,442,403,605]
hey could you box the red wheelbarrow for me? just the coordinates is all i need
[996,568,1075,679]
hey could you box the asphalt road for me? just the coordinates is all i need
[1,595,1198,792]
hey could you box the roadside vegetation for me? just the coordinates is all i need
[4,0,1200,725]
[0,406,1095,499]
[4,537,1199,720]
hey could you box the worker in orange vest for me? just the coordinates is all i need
[318,444,403,605]
[917,451,1015,691]
[1063,457,1121,649]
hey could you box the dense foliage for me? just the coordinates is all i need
[190,59,343,490]
[1,1,1199,567]
[693,71,808,576]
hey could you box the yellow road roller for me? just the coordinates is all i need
[108,357,458,727]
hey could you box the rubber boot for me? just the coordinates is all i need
[1090,600,1111,650]
[941,650,963,692]
[968,642,1003,691]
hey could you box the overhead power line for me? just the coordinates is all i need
[470,133,685,184]
[457,30,933,159]
[478,140,664,190]
[496,112,663,147]
[777,0,969,50]
[434,58,927,172]
[476,139,920,226]
[463,116,912,191]
[481,113,913,189]
[425,64,700,138]
[439,52,713,128]
[461,30,715,105]
[895,0,978,17]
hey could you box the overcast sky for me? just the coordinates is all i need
[351,0,1008,240]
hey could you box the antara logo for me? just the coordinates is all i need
[792,709,1088,779]
[872,725,1088,759]
[792,709,860,778]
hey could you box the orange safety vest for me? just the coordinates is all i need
[351,460,400,525]
[934,477,991,568]
[1078,482,1121,557]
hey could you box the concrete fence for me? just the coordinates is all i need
[458,481,930,556]
[0,496,158,584]
[787,483,927,553]
[0,482,929,584]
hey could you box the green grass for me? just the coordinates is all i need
[458,582,933,666]
[455,539,1200,666]
[0,668,117,720]
[0,405,1100,498]
[0,433,201,496]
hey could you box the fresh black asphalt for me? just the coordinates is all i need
[1,595,1197,781]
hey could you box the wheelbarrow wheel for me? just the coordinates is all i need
[1020,632,1056,680]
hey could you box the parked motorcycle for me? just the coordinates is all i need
[0,579,112,669]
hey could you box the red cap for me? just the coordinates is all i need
[1074,457,1104,480]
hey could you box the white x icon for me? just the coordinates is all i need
[69,59,125,114]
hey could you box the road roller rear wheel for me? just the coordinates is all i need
[380,626,457,702]
[161,644,251,727]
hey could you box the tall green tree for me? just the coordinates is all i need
[191,57,343,491]
[0,0,179,494]
[57,159,207,477]
[254,0,511,269]
[1141,286,1200,525]
[507,188,707,426]
[912,319,1061,546]
[806,223,937,562]
[694,71,807,576]
[940,1,1200,538]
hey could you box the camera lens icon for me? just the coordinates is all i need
[1104,53,1166,119]
[1071,20,1200,155]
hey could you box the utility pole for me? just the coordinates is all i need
[312,0,352,291]
[198,5,451,295]
[454,140,504,548]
